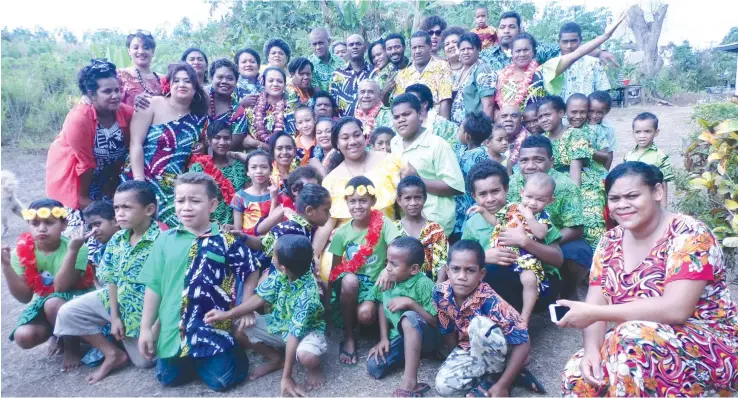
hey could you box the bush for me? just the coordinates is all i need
[691,102,738,124]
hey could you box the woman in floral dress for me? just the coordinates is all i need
[558,162,738,397]
[121,63,207,227]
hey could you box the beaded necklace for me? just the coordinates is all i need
[135,68,161,96]
[209,88,234,120]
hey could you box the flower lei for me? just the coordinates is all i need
[16,233,94,297]
[253,92,286,143]
[355,101,382,138]
[495,59,539,108]
[189,154,236,205]
[329,209,384,282]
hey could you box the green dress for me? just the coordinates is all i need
[189,159,247,226]
[546,126,606,249]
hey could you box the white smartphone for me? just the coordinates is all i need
[549,304,570,323]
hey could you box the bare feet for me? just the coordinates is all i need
[248,358,283,381]
[306,366,325,391]
[61,346,82,372]
[86,350,129,384]
[47,337,62,356]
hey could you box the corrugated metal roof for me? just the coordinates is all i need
[715,42,738,53]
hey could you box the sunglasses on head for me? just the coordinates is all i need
[128,29,153,37]
[427,29,442,36]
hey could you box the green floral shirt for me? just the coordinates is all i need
[380,272,437,340]
[480,42,560,73]
[256,270,326,340]
[309,53,344,92]
[98,222,161,338]
[188,160,247,226]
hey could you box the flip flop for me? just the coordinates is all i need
[514,368,547,394]
[392,382,431,397]
[338,341,358,367]
[467,380,493,397]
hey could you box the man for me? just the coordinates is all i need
[308,27,344,92]
[507,135,593,298]
[355,79,391,138]
[480,11,618,73]
[497,104,530,174]
[377,33,412,105]
[394,31,452,119]
[332,41,348,62]
[390,93,464,236]
[558,22,611,101]
[330,34,377,117]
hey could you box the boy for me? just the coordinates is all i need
[434,240,530,397]
[82,201,120,287]
[390,93,465,236]
[367,237,440,397]
[54,181,160,383]
[470,5,497,50]
[205,235,326,397]
[138,172,256,391]
[587,90,616,171]
[623,112,674,208]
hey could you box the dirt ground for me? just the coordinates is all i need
[0,104,704,396]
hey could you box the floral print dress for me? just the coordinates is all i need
[546,126,605,249]
[562,215,738,397]
[395,220,449,279]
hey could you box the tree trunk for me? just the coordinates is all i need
[627,3,668,100]
[412,0,422,32]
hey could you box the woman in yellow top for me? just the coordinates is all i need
[314,117,401,281]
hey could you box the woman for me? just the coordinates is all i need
[286,57,315,107]
[308,116,337,177]
[451,32,496,124]
[161,48,209,95]
[496,14,625,110]
[117,30,162,107]
[120,62,207,227]
[559,162,738,397]
[441,26,465,74]
[260,38,291,74]
[313,117,401,281]
[207,58,248,150]
[233,48,263,105]
[47,59,132,216]
[368,40,389,71]
[312,90,339,119]
[421,15,448,60]
[244,67,292,149]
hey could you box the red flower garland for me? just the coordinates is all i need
[16,232,94,297]
[495,59,539,108]
[355,101,382,140]
[189,154,236,206]
[329,210,384,282]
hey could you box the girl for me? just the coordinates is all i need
[269,131,302,191]
[369,127,394,153]
[308,117,336,177]
[327,176,400,366]
[538,94,605,249]
[188,120,247,226]
[230,151,283,236]
[294,105,318,165]
[486,123,509,165]
[280,166,322,212]
[2,199,94,371]
[395,176,448,281]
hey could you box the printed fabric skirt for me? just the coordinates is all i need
[10,289,92,341]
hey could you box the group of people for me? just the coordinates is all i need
[3,6,738,397]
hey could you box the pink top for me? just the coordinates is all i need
[117,69,163,107]
[45,103,133,209]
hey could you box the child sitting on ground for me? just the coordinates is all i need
[2,198,93,371]
[231,150,284,235]
[370,127,395,153]
[189,120,247,226]
[328,176,400,366]
[433,240,530,397]
[395,176,448,281]
[587,90,616,171]
[294,105,319,165]
[472,172,558,323]
[623,112,674,208]
[138,172,257,391]
[81,200,120,287]
[367,237,440,397]
[54,181,160,383]
[205,235,327,396]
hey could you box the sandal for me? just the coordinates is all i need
[515,368,547,394]
[338,341,358,367]
[466,380,493,397]
[392,382,431,397]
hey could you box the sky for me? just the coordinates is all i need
[1,0,736,48]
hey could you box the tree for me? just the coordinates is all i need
[627,3,667,99]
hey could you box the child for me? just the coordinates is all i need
[2,198,93,371]
[205,235,326,396]
[189,120,247,226]
[370,127,395,153]
[270,131,303,191]
[474,172,559,323]
[138,172,256,391]
[455,112,492,238]
[279,165,322,213]
[328,176,400,366]
[294,105,318,165]
[395,176,448,281]
[81,200,120,287]
[470,5,497,49]
[367,237,440,397]
[486,123,509,166]
[434,240,530,397]
[522,103,543,135]
[308,117,336,176]
[624,112,674,208]
[54,181,160,383]
[231,150,283,236]
[587,90,616,171]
